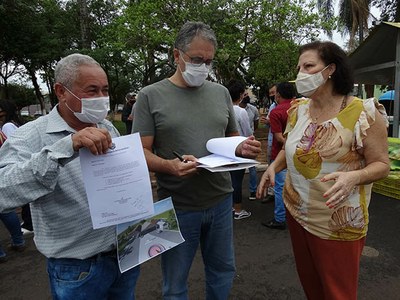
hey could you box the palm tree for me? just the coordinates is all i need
[317,0,372,49]
[338,0,372,49]
[372,0,400,22]
[316,0,336,39]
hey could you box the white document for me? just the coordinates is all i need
[79,133,154,229]
[197,136,259,172]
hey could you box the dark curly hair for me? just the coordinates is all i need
[299,41,354,95]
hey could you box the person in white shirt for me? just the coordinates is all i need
[227,80,252,220]
[239,93,260,200]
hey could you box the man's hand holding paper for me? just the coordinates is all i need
[197,136,260,172]
[72,127,113,155]
[235,135,261,159]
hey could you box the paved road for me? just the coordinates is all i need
[1,172,399,299]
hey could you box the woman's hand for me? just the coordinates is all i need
[321,171,360,209]
[256,166,276,199]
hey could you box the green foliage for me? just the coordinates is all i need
[0,83,36,109]
[0,0,80,111]
[1,0,344,107]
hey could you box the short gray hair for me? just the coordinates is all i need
[54,53,100,88]
[174,21,217,51]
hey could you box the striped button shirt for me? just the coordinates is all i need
[0,106,120,259]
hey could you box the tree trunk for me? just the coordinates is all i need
[78,0,90,49]
[27,67,46,115]
[1,79,9,99]
[359,24,364,44]
[364,84,374,98]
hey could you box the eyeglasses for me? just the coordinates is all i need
[178,49,213,67]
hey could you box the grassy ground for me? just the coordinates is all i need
[112,120,126,135]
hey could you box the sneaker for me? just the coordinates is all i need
[249,192,256,201]
[234,210,251,220]
[261,219,286,230]
[21,228,33,236]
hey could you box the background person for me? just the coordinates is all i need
[260,84,277,202]
[227,79,252,220]
[0,53,140,299]
[261,82,296,230]
[239,93,260,201]
[0,210,26,263]
[133,21,260,299]
[0,129,26,262]
[0,99,33,235]
[0,99,24,137]
[257,41,390,300]
[121,92,136,134]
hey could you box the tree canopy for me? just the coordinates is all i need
[2,0,387,111]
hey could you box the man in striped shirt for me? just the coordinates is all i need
[0,54,140,299]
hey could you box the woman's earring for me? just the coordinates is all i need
[328,75,332,79]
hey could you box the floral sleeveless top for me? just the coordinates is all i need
[284,97,387,241]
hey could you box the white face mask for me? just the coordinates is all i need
[295,65,330,97]
[179,53,210,87]
[64,86,110,124]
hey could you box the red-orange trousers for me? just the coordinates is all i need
[286,212,366,300]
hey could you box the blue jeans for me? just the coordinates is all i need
[161,195,236,300]
[47,256,140,300]
[0,211,25,256]
[230,170,245,204]
[273,163,287,223]
[248,166,257,193]
[267,130,273,163]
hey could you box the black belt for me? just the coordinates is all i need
[89,248,117,260]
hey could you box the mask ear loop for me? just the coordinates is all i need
[177,50,187,74]
[325,64,334,79]
[62,85,82,114]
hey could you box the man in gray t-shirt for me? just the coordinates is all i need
[133,21,260,299]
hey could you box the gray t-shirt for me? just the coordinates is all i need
[233,105,252,137]
[245,104,260,133]
[133,79,237,210]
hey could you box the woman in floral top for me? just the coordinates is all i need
[257,41,390,300]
